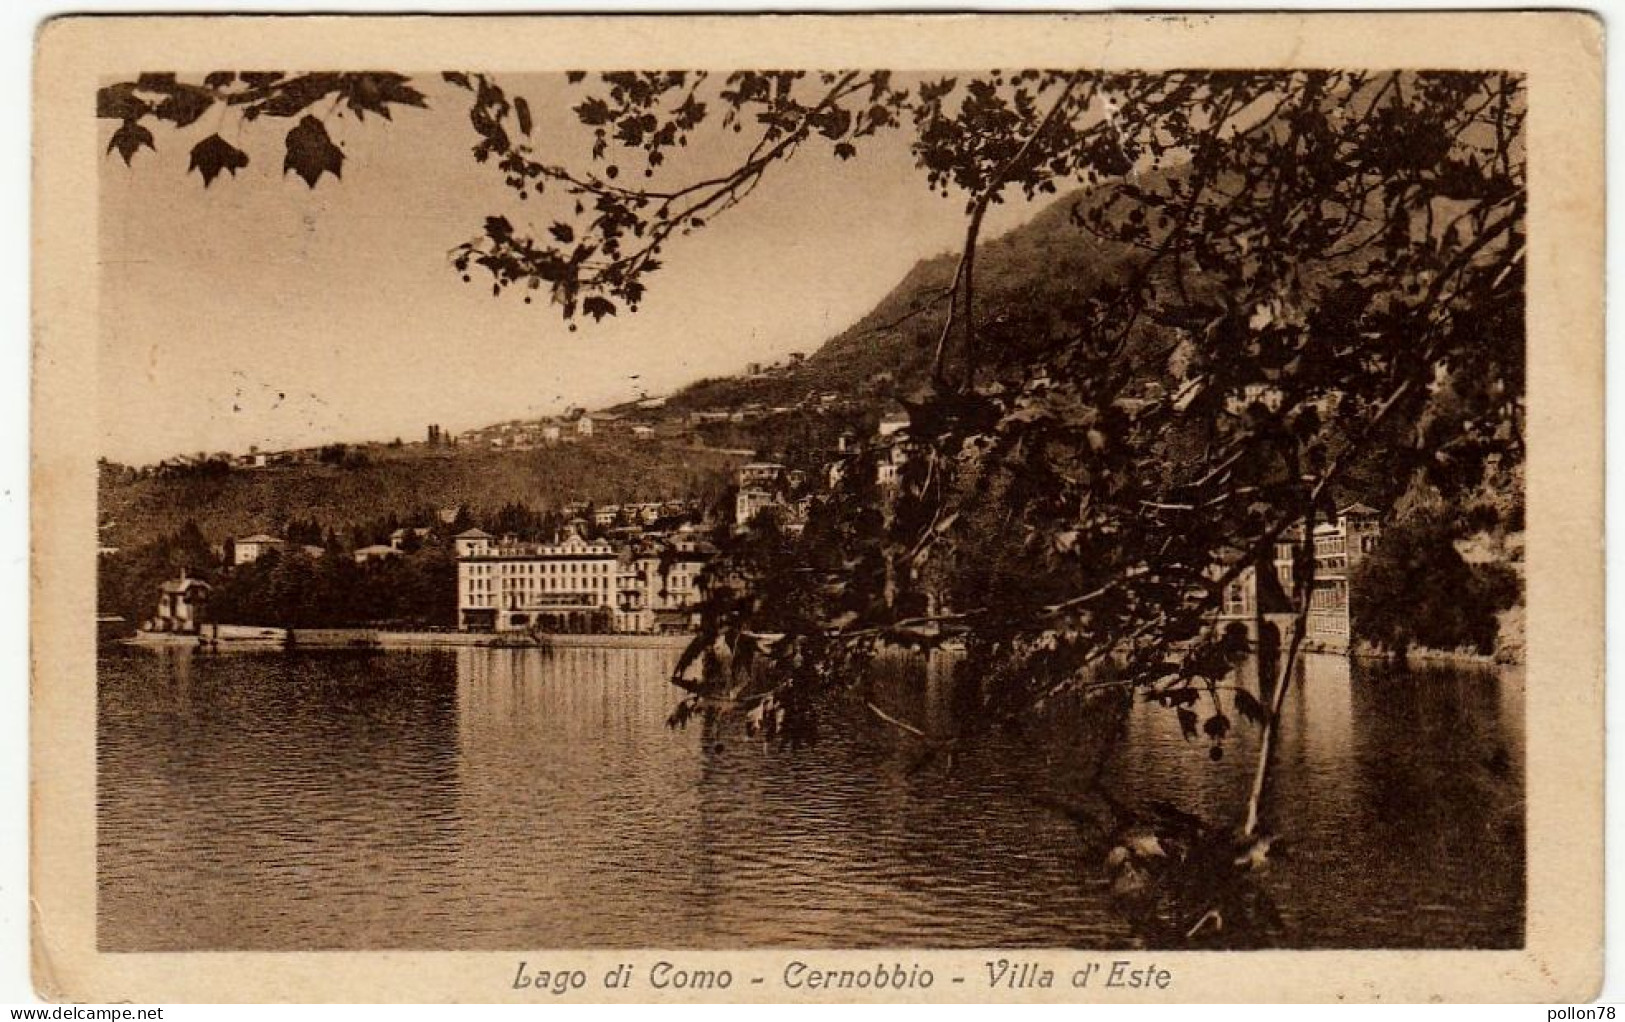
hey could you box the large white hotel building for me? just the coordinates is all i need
[454,527,711,634]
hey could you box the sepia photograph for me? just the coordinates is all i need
[29,11,1604,1004]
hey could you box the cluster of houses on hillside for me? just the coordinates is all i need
[463,409,666,450]
[448,412,923,637]
[228,523,451,567]
[149,448,301,475]
[137,362,872,481]
[729,407,912,532]
[684,389,849,428]
[451,418,921,636]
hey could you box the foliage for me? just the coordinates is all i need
[1351,512,1522,657]
[209,547,457,629]
[99,72,426,186]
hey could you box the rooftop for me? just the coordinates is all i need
[159,577,211,594]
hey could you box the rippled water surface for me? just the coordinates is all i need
[98,646,1523,950]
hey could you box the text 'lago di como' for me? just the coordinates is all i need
[510,959,1174,995]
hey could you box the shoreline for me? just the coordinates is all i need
[122,628,693,651]
[121,629,1520,664]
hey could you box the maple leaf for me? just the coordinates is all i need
[188,134,250,187]
[106,121,155,166]
[582,296,617,322]
[484,215,514,242]
[343,73,427,121]
[282,115,343,188]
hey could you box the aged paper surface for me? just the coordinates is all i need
[33,12,1602,1003]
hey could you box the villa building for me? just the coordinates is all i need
[613,536,715,634]
[734,462,788,529]
[1218,503,1384,650]
[455,527,711,634]
[152,572,211,634]
[455,528,617,633]
[353,544,401,564]
[1275,502,1383,646]
[232,534,286,565]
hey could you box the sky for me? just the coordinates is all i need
[98,72,1050,466]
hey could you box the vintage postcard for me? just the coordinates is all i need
[32,11,1603,1004]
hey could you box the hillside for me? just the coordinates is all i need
[99,438,741,551]
[638,184,1148,418]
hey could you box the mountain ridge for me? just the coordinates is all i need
[629,184,1144,418]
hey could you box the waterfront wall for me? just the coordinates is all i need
[375,631,690,649]
[130,625,691,651]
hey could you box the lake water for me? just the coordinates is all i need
[97,645,1523,951]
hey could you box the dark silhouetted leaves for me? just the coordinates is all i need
[485,215,514,242]
[515,96,533,136]
[582,296,617,322]
[106,121,155,165]
[154,85,214,128]
[282,115,343,187]
[188,134,250,187]
[1176,707,1199,741]
[96,84,148,121]
[342,73,427,121]
[247,74,341,120]
[574,96,612,126]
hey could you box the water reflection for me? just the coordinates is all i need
[98,646,1522,950]
[98,648,462,950]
